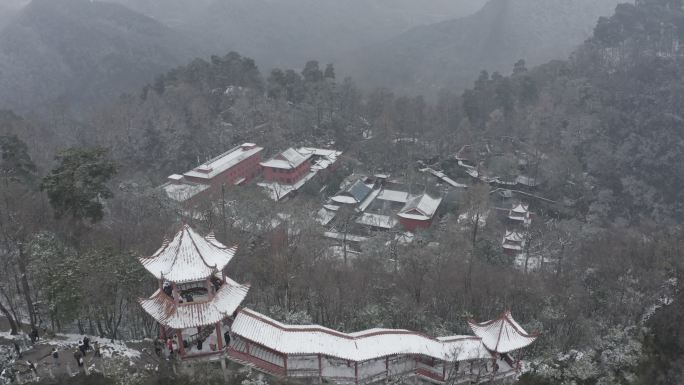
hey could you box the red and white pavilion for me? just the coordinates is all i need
[468,310,540,370]
[138,225,249,358]
[138,225,539,383]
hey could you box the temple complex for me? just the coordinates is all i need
[139,224,539,383]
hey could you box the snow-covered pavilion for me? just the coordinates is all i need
[508,203,531,226]
[138,225,249,358]
[138,225,538,383]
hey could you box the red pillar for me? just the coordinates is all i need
[318,354,323,380]
[172,283,180,307]
[284,354,288,376]
[386,357,389,379]
[177,329,185,357]
[216,323,223,350]
[246,341,251,355]
[207,277,214,300]
[442,360,446,381]
[354,361,358,385]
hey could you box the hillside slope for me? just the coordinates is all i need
[0,0,197,113]
[340,0,620,94]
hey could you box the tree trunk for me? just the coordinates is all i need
[466,211,481,294]
[557,242,565,277]
[16,245,36,329]
[0,299,18,335]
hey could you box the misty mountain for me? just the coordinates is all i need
[0,0,25,30]
[340,0,621,94]
[110,0,489,69]
[0,0,198,113]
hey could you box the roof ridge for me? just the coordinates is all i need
[239,308,460,342]
[185,226,218,272]
[162,226,186,278]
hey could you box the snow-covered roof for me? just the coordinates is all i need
[332,180,372,204]
[139,225,237,283]
[232,308,492,362]
[331,195,359,204]
[468,311,538,354]
[397,194,442,221]
[324,231,369,243]
[162,181,210,202]
[356,213,397,229]
[184,144,263,180]
[258,169,318,201]
[511,204,529,214]
[316,207,336,226]
[260,148,311,170]
[503,231,524,243]
[377,189,410,203]
[502,231,526,251]
[516,175,540,187]
[259,159,292,169]
[420,168,468,188]
[297,147,342,159]
[139,278,249,329]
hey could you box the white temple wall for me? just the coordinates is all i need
[321,357,355,379]
[387,356,416,378]
[287,355,320,377]
[358,358,387,379]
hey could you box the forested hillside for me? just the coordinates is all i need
[0,0,683,384]
[340,0,621,94]
[0,0,197,113]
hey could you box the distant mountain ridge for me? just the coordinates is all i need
[0,0,198,113]
[339,0,622,94]
[109,0,490,69]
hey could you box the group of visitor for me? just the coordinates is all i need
[73,336,101,368]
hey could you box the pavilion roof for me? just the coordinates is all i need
[503,230,525,242]
[139,225,237,283]
[139,278,249,329]
[511,203,529,214]
[231,308,491,362]
[468,310,538,354]
[397,194,442,221]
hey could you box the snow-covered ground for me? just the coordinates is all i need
[0,331,140,360]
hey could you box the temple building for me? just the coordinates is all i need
[508,203,531,226]
[397,193,443,232]
[139,224,538,383]
[161,143,263,205]
[502,230,526,255]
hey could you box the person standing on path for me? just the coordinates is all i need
[26,360,37,377]
[78,340,86,358]
[73,349,83,368]
[51,348,59,367]
[13,341,22,358]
